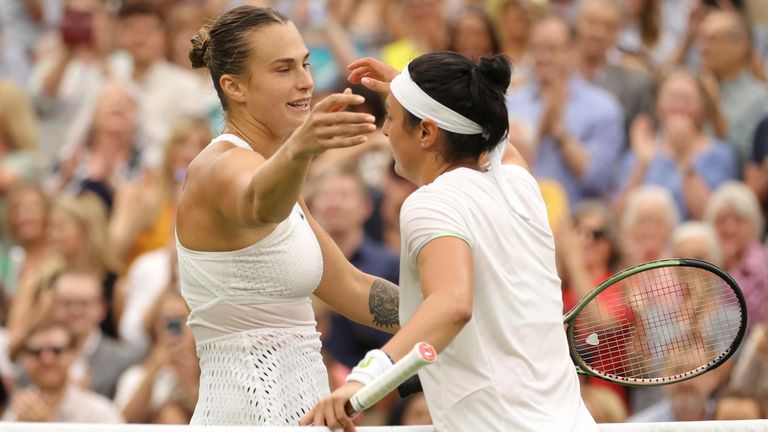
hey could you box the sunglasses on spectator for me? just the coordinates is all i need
[578,227,608,241]
[24,345,70,358]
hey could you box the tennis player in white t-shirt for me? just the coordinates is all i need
[301,52,598,431]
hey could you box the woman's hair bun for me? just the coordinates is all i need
[474,55,512,93]
[189,25,212,69]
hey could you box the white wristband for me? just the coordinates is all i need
[345,349,394,386]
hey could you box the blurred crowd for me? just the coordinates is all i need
[0,0,767,426]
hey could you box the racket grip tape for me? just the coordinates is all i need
[345,342,437,415]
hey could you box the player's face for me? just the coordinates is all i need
[242,23,314,139]
[383,95,422,184]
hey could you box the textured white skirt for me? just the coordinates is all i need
[190,326,329,426]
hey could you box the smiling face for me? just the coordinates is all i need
[7,187,48,246]
[228,22,314,139]
[656,72,705,130]
[22,326,74,391]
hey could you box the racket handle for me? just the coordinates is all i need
[345,342,437,416]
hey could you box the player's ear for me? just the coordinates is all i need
[419,119,439,149]
[220,74,247,104]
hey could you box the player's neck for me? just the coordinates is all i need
[224,118,282,156]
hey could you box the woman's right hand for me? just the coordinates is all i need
[285,91,377,161]
[347,57,399,93]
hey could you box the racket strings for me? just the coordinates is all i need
[571,266,742,384]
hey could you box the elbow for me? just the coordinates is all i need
[449,303,473,327]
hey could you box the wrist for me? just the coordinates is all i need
[345,349,394,386]
[284,140,313,164]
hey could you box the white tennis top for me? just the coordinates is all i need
[176,134,329,426]
[399,165,597,431]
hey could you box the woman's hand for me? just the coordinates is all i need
[299,381,364,432]
[347,57,399,93]
[629,114,657,166]
[285,91,377,161]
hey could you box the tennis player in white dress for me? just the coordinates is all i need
[176,6,400,425]
[303,52,598,431]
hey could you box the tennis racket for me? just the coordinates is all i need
[566,258,747,386]
[345,342,437,416]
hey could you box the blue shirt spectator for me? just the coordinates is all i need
[506,77,625,208]
[616,141,738,220]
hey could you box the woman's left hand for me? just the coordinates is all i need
[347,57,398,93]
[299,381,364,431]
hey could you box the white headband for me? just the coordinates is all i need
[390,65,484,135]
[388,63,530,221]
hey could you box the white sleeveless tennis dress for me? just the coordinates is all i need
[176,134,329,426]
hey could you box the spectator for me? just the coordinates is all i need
[614,70,737,221]
[556,199,620,310]
[2,185,55,302]
[0,0,64,86]
[28,0,114,159]
[307,165,398,370]
[493,0,537,87]
[112,0,213,167]
[3,319,123,423]
[506,14,624,208]
[670,221,722,264]
[51,271,138,399]
[109,117,210,265]
[619,185,679,268]
[698,8,768,162]
[48,193,122,338]
[6,260,62,365]
[166,4,206,70]
[555,200,628,407]
[628,352,720,422]
[381,0,448,71]
[575,0,655,133]
[0,80,46,198]
[704,181,768,333]
[616,0,677,69]
[117,242,176,356]
[744,114,768,219]
[447,6,501,60]
[114,289,199,424]
[54,82,144,212]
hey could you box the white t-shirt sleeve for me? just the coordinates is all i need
[400,187,473,260]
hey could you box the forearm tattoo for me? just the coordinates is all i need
[369,278,399,328]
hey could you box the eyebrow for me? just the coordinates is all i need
[270,52,311,66]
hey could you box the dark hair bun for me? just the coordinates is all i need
[475,55,512,93]
[189,25,212,69]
